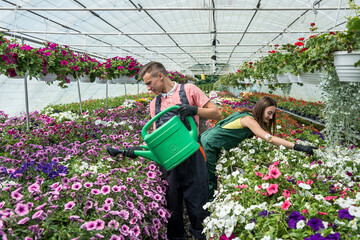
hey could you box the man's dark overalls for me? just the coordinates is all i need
[155,84,208,240]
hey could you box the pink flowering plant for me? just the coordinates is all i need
[101,56,142,81]
[203,134,360,239]
[167,70,197,84]
[0,34,43,79]
[0,94,170,239]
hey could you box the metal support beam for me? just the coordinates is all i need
[2,30,338,35]
[23,72,30,131]
[0,7,349,11]
[77,80,83,114]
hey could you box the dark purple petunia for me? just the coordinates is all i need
[338,208,354,220]
[326,232,341,240]
[49,171,59,179]
[304,233,327,240]
[307,218,324,231]
[57,165,68,174]
[287,211,306,229]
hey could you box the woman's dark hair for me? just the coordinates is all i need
[240,96,277,134]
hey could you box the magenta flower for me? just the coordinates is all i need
[71,182,82,191]
[85,201,93,209]
[119,210,129,220]
[282,200,291,210]
[95,219,105,230]
[61,60,69,65]
[105,198,114,205]
[101,185,111,195]
[32,210,44,219]
[85,221,96,231]
[84,182,93,188]
[35,203,47,210]
[17,217,30,225]
[147,171,156,178]
[28,183,41,193]
[15,203,29,216]
[64,201,76,210]
[131,224,141,237]
[11,190,23,201]
[111,185,120,192]
[120,224,130,236]
[109,235,121,240]
[108,220,120,229]
[91,189,100,195]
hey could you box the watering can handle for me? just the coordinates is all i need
[141,105,198,142]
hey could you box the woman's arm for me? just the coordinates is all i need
[240,116,295,148]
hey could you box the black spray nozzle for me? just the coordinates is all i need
[107,146,125,157]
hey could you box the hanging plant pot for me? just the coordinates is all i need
[286,73,299,83]
[39,73,58,82]
[334,50,360,82]
[66,75,77,83]
[79,75,92,83]
[113,76,136,84]
[276,74,290,83]
[298,71,324,84]
[95,78,107,84]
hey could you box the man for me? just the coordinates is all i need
[139,62,221,240]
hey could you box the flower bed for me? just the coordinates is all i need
[0,94,170,239]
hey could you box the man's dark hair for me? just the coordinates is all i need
[139,61,168,79]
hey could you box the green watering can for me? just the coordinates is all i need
[107,105,200,170]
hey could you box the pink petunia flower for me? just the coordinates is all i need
[17,217,30,225]
[120,224,130,236]
[101,185,111,195]
[28,183,41,193]
[283,189,291,199]
[32,210,44,219]
[71,182,82,191]
[91,189,100,195]
[85,221,96,231]
[266,184,279,195]
[255,171,264,177]
[269,167,281,179]
[64,201,76,210]
[281,200,291,210]
[84,182,93,188]
[11,190,23,201]
[108,220,120,229]
[95,219,105,230]
[15,203,29,216]
[262,173,272,181]
[109,235,121,240]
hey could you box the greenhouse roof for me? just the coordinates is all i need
[0,0,358,75]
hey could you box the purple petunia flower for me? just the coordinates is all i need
[326,232,341,240]
[307,218,324,231]
[101,185,111,195]
[338,208,354,220]
[304,233,326,240]
[120,224,130,236]
[287,211,306,229]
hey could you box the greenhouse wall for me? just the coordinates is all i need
[0,76,148,117]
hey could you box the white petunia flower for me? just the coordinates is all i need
[298,183,311,190]
[349,206,360,218]
[261,236,271,240]
[244,222,255,230]
[296,220,305,229]
[262,183,269,189]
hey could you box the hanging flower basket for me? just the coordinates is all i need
[276,74,290,83]
[333,50,360,82]
[298,71,324,84]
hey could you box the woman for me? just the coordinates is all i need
[200,96,317,200]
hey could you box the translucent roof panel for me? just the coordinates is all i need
[0,0,358,75]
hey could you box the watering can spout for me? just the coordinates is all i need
[133,150,159,164]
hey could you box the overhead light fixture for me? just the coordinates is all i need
[211,55,216,61]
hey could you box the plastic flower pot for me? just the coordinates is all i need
[298,71,324,84]
[334,50,360,82]
[286,73,299,83]
[276,74,290,83]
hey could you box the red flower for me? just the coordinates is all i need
[298,37,305,41]
[309,35,316,39]
[330,31,336,35]
[294,42,304,46]
[249,62,253,65]
[310,23,315,27]
[237,69,241,73]
[274,44,279,47]
[300,48,308,53]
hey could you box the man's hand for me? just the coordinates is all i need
[293,144,318,155]
[177,104,198,117]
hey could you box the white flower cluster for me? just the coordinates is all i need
[122,99,137,108]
